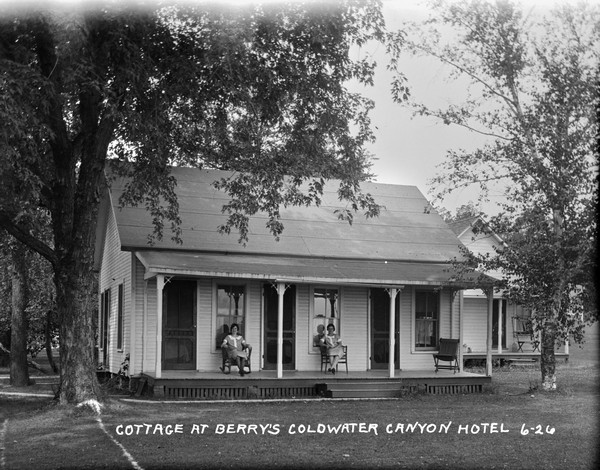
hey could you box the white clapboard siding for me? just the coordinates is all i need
[340,286,369,372]
[398,288,412,370]
[245,280,263,368]
[98,207,132,374]
[129,256,146,375]
[194,278,213,371]
[463,297,488,352]
[144,277,158,374]
[293,284,311,371]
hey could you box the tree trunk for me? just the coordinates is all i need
[10,242,30,387]
[55,262,100,404]
[52,171,103,404]
[540,317,557,391]
[539,208,563,391]
[45,310,59,374]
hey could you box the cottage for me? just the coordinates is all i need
[95,167,490,397]
[448,216,569,364]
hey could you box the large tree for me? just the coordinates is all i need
[0,0,385,405]
[391,0,598,390]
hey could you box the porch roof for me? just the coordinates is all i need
[136,251,489,288]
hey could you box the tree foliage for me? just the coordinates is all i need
[0,0,386,404]
[393,0,598,390]
[0,231,57,370]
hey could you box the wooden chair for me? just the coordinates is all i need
[320,345,348,374]
[433,338,460,373]
[220,344,252,374]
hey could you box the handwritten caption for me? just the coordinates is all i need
[115,422,556,437]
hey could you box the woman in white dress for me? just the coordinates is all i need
[320,324,343,374]
[221,323,248,376]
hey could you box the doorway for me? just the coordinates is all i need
[162,279,196,370]
[492,299,507,349]
[263,284,296,370]
[370,288,400,369]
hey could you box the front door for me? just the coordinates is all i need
[163,279,196,370]
[370,288,400,369]
[263,284,296,370]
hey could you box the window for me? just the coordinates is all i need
[312,288,339,352]
[215,285,245,350]
[117,284,124,351]
[99,288,111,367]
[415,290,439,349]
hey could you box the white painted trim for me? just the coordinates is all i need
[156,275,164,379]
[129,254,137,375]
[387,288,399,378]
[486,290,493,377]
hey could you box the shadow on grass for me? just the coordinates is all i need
[1,362,598,469]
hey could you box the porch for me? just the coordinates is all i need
[463,351,569,363]
[140,369,490,400]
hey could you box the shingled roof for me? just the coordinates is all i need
[106,166,464,264]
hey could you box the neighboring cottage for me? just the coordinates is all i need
[448,216,568,361]
[95,167,491,393]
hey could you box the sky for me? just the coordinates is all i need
[355,1,481,212]
[349,0,543,215]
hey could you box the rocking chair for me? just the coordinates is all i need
[433,338,460,373]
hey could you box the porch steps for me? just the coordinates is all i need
[317,381,420,399]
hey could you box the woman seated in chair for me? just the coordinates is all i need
[320,324,343,374]
[221,323,249,376]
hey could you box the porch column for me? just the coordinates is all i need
[155,275,164,379]
[458,290,464,372]
[497,298,503,354]
[276,282,287,379]
[387,287,399,378]
[486,288,493,377]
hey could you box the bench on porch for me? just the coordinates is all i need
[220,344,252,375]
[433,338,460,373]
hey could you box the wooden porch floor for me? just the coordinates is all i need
[145,368,485,381]
[140,369,491,400]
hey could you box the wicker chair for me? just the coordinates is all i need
[220,344,252,374]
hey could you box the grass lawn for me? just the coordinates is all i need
[1,360,598,469]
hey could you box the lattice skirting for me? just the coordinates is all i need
[163,384,319,400]
[426,383,483,394]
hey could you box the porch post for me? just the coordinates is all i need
[276,282,286,379]
[497,298,503,354]
[486,288,493,377]
[156,274,164,379]
[458,290,464,372]
[449,289,454,339]
[387,287,399,378]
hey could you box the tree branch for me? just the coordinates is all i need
[415,106,512,141]
[409,41,519,114]
[0,211,57,268]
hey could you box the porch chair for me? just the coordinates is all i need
[220,344,252,375]
[320,345,348,374]
[433,338,460,373]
